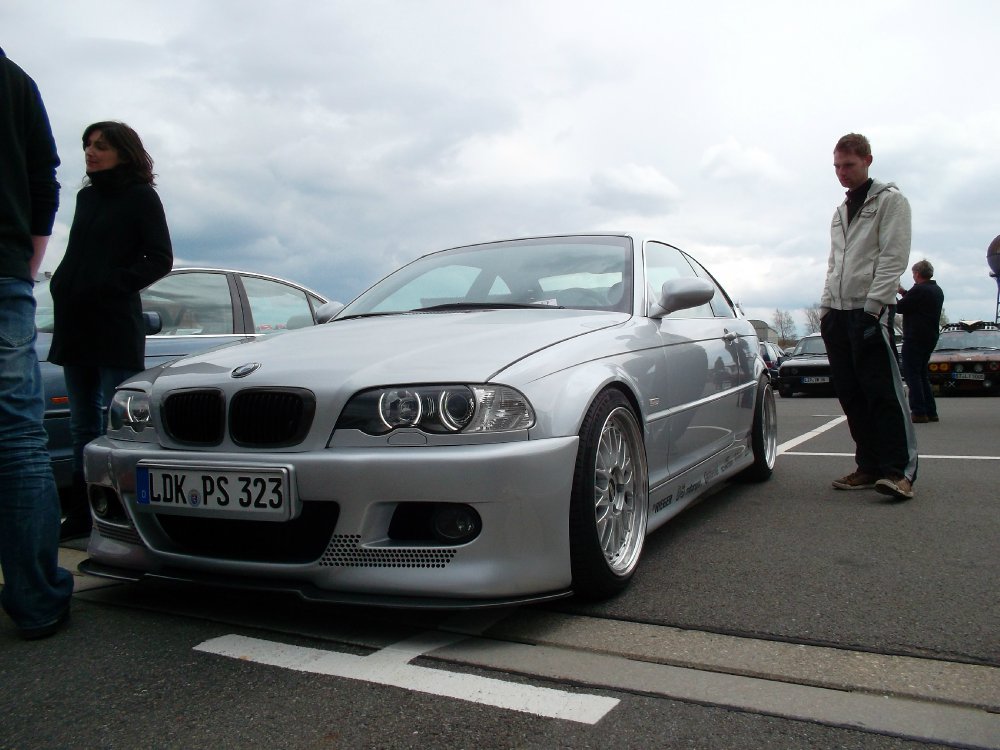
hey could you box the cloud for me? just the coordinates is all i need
[701,138,792,184]
[589,165,681,215]
[5,0,999,323]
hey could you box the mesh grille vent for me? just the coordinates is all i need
[320,535,456,568]
[95,519,142,545]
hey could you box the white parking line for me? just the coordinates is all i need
[194,633,620,724]
[776,416,846,455]
[784,452,1000,460]
[777,416,1000,460]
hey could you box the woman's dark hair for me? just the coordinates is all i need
[82,121,156,185]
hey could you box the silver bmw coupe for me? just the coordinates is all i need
[81,233,777,606]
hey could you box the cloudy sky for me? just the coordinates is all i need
[5,1,999,332]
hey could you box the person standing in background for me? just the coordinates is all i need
[897,259,944,423]
[820,133,918,501]
[49,121,173,540]
[0,45,74,639]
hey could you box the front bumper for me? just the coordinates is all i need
[777,374,833,392]
[930,374,999,393]
[82,434,580,604]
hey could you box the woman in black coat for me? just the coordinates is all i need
[49,121,173,539]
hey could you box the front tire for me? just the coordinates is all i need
[569,389,649,599]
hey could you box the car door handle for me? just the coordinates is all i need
[722,330,739,343]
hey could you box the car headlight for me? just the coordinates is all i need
[107,390,158,441]
[337,384,535,435]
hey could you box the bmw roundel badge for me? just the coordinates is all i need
[231,362,262,378]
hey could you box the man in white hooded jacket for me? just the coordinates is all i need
[820,133,917,500]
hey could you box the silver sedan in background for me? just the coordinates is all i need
[35,268,331,489]
[80,233,776,605]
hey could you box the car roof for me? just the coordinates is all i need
[941,320,999,332]
[157,267,328,302]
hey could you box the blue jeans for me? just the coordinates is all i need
[63,364,139,479]
[0,278,74,630]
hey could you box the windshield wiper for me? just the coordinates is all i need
[417,302,564,312]
[334,312,405,322]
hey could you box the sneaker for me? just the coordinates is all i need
[831,470,879,490]
[875,475,914,501]
[911,413,929,423]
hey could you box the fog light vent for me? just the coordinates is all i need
[89,486,128,523]
[431,504,482,543]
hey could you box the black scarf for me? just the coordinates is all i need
[845,178,873,224]
[86,164,134,192]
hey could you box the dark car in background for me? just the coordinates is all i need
[928,320,1000,395]
[35,268,332,489]
[777,333,832,397]
[759,341,786,383]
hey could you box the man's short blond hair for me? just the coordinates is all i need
[835,133,871,158]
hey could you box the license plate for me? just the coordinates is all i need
[801,376,830,384]
[953,372,984,381]
[135,464,291,521]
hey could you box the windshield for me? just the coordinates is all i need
[339,235,633,317]
[935,329,1000,351]
[791,336,827,356]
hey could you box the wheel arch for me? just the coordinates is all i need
[523,361,649,441]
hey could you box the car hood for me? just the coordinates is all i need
[145,309,629,392]
[930,350,998,362]
[779,354,829,368]
[35,331,53,362]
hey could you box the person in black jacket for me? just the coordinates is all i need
[0,46,74,638]
[896,259,944,424]
[49,121,173,539]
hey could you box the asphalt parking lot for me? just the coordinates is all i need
[1,392,998,749]
[555,393,999,666]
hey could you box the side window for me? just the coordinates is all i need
[142,272,235,336]
[645,242,714,318]
[684,253,736,318]
[242,275,315,333]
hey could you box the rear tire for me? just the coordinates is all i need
[569,390,649,599]
[739,378,777,482]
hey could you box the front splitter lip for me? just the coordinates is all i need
[77,558,574,610]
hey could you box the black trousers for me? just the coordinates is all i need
[821,308,918,482]
[901,342,937,418]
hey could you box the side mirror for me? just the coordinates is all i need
[142,311,162,335]
[315,301,345,324]
[648,278,714,318]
